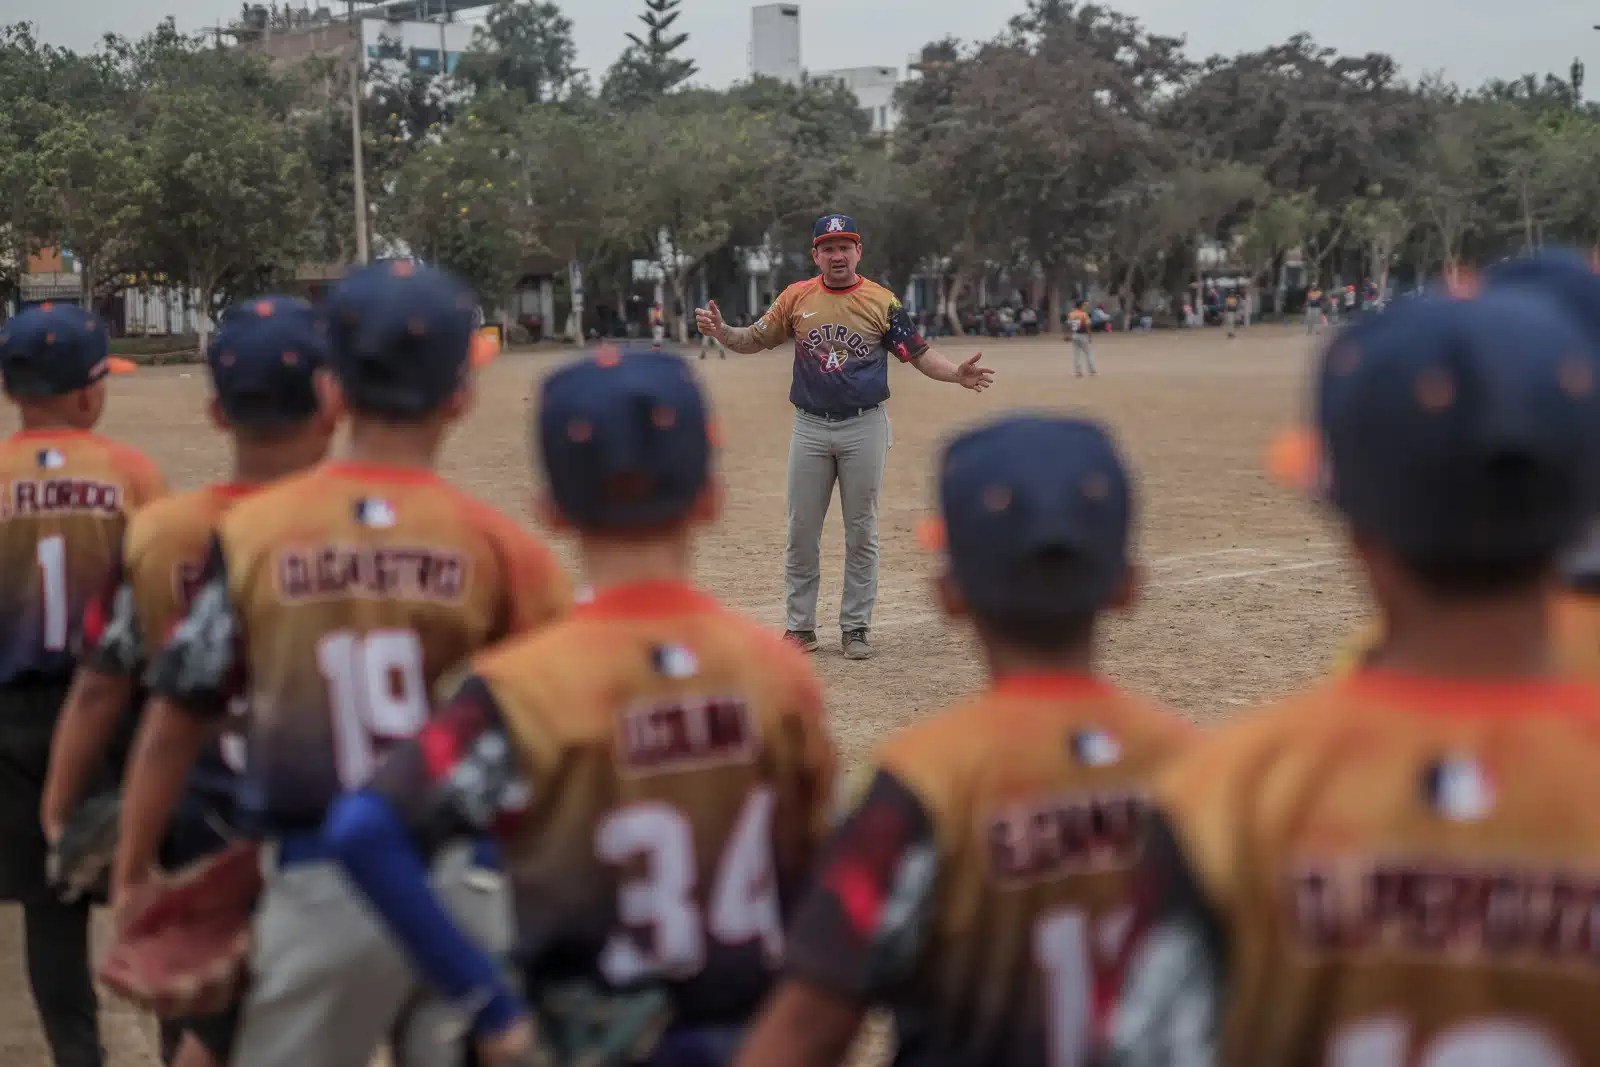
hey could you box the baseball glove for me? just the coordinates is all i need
[47,790,121,904]
[99,841,263,1018]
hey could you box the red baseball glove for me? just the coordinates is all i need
[99,842,263,1018]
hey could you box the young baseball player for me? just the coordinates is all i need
[0,303,156,1067]
[40,295,336,1067]
[112,260,571,1067]
[1107,289,1600,1065]
[1321,250,1600,678]
[325,348,836,1067]
[732,414,1192,1067]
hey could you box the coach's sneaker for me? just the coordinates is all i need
[784,629,820,653]
[842,629,873,660]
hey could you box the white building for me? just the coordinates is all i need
[750,3,801,85]
[810,65,900,133]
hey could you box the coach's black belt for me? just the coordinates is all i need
[798,403,880,422]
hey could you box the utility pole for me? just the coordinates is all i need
[348,0,370,264]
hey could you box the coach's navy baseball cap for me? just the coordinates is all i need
[324,260,486,419]
[813,213,860,246]
[538,348,713,530]
[922,415,1132,617]
[0,304,135,398]
[207,296,326,428]
[1315,290,1600,564]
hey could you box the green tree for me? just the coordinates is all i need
[32,112,142,302]
[456,0,583,105]
[602,0,697,108]
[611,99,772,340]
[131,89,314,349]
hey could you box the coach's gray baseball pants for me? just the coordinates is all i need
[232,842,511,1067]
[786,406,890,635]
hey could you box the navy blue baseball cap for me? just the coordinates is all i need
[324,260,481,418]
[0,303,134,398]
[1311,290,1600,565]
[922,415,1132,617]
[207,296,327,428]
[813,213,860,246]
[538,348,714,530]
[1483,248,1600,347]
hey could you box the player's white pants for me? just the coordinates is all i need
[231,842,511,1067]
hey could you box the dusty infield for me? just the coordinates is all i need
[0,324,1366,1065]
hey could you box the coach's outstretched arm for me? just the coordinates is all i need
[909,347,994,390]
[695,300,768,354]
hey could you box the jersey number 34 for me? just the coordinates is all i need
[596,787,784,985]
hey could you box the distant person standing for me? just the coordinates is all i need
[1068,301,1096,376]
[1224,291,1240,338]
[1305,286,1322,334]
[695,213,994,661]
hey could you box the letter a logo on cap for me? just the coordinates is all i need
[827,217,845,232]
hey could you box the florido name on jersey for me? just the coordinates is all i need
[0,478,122,519]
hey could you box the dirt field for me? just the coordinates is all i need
[0,323,1368,1065]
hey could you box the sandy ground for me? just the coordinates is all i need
[0,323,1367,1065]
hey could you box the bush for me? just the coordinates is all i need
[506,323,532,346]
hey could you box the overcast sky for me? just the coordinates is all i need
[11,0,1600,94]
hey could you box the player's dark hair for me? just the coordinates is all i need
[963,545,1107,655]
[971,607,1096,657]
[1397,552,1555,598]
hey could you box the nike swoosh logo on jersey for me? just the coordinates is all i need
[800,311,819,319]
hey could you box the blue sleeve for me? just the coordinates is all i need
[326,789,523,1037]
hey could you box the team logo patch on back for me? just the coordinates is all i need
[355,497,397,529]
[36,448,64,470]
[1070,728,1122,768]
[1423,754,1495,822]
[650,644,699,680]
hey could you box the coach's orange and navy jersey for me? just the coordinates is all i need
[148,461,570,830]
[369,579,834,1023]
[1109,670,1600,1067]
[747,276,928,414]
[0,428,164,685]
[787,674,1191,1067]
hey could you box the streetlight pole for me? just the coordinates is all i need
[348,0,370,265]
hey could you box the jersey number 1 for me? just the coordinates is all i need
[38,535,67,652]
[318,629,428,787]
[596,787,784,985]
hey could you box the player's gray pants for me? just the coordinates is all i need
[232,842,511,1067]
[1073,336,1096,375]
[1305,307,1320,334]
[786,406,890,635]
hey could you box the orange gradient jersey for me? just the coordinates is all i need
[1113,671,1600,1067]
[84,483,266,803]
[369,580,834,1023]
[148,461,570,829]
[0,428,164,684]
[786,675,1193,1067]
